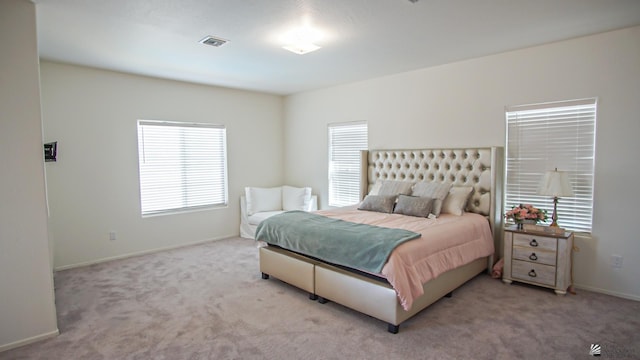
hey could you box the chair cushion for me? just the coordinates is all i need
[282,185,312,211]
[245,187,282,216]
[248,210,285,226]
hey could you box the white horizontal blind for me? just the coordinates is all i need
[328,122,368,207]
[505,98,596,232]
[137,120,228,216]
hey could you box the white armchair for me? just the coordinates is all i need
[240,186,318,239]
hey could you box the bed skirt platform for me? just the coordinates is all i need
[259,246,319,300]
[260,245,487,333]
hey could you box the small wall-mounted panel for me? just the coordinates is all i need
[44,141,57,162]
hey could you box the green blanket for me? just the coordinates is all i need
[255,211,421,273]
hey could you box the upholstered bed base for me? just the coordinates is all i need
[260,246,487,333]
[259,147,504,333]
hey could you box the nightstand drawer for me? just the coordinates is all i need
[512,260,556,287]
[513,233,557,252]
[512,247,556,266]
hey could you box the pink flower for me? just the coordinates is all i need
[505,203,548,223]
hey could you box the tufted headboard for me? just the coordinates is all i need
[359,147,505,262]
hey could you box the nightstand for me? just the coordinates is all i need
[502,226,574,295]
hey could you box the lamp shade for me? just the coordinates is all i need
[537,169,574,197]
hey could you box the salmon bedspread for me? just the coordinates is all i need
[313,206,494,311]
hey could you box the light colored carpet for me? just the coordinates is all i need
[2,237,639,359]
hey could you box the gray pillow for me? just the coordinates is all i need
[377,180,414,196]
[393,195,434,218]
[357,195,397,213]
[411,181,452,217]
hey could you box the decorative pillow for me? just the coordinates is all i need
[441,186,475,216]
[357,195,397,213]
[411,181,452,217]
[245,187,282,216]
[282,185,312,211]
[369,180,414,196]
[368,180,383,195]
[393,195,434,218]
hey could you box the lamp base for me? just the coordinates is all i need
[550,197,559,227]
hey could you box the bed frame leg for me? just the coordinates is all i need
[445,291,453,298]
[387,324,399,334]
[309,293,318,300]
[318,297,329,304]
[261,272,269,280]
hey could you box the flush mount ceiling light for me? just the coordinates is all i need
[281,23,323,55]
[282,42,320,55]
[199,35,228,47]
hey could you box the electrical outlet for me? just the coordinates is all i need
[109,231,117,241]
[611,255,623,269]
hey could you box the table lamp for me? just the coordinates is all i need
[537,168,574,227]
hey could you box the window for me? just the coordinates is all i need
[137,120,228,216]
[505,98,596,233]
[328,122,368,207]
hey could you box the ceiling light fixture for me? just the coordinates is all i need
[281,23,323,55]
[283,42,320,55]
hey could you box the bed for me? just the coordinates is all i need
[257,147,504,333]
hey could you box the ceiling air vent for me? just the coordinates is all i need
[199,36,228,47]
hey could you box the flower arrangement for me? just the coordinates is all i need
[505,204,548,223]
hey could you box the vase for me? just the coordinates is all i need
[516,219,536,230]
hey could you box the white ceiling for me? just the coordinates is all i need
[34,0,640,95]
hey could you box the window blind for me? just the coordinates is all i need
[505,98,596,233]
[328,122,368,207]
[137,120,228,216]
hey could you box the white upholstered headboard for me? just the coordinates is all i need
[360,147,505,262]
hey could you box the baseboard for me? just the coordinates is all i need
[573,283,640,302]
[0,329,59,353]
[54,234,239,272]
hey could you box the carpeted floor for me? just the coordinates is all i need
[2,237,639,360]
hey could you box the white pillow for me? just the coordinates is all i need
[441,186,474,216]
[245,187,282,216]
[282,185,312,211]
[368,180,382,195]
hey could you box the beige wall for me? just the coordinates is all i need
[40,62,284,269]
[0,0,58,351]
[284,26,640,300]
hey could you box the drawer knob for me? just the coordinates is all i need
[529,253,538,261]
[529,239,538,247]
[528,269,537,278]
